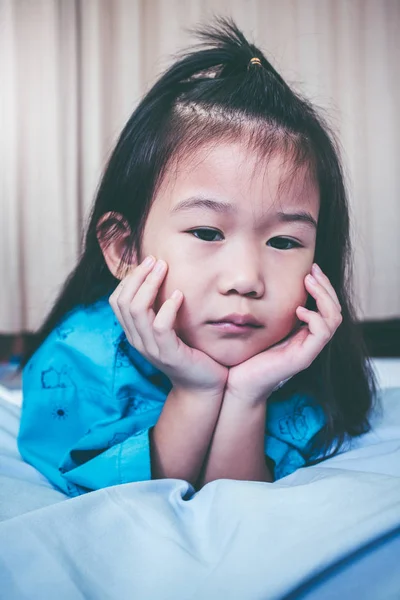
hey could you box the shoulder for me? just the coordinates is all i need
[267,393,326,449]
[55,296,122,356]
[24,297,123,393]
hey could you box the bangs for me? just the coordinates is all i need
[152,101,319,211]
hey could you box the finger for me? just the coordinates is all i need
[311,264,341,311]
[128,259,167,319]
[109,278,129,328]
[296,306,332,365]
[305,275,343,332]
[114,255,157,309]
[126,260,169,352]
[115,258,160,330]
[110,256,155,316]
[152,290,184,363]
[110,256,157,348]
[110,285,147,352]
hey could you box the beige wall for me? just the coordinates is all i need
[1,0,399,331]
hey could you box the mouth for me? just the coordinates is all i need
[207,314,263,334]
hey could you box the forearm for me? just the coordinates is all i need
[150,387,223,486]
[199,392,273,487]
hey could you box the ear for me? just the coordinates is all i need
[96,212,138,280]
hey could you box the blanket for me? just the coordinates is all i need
[0,385,399,599]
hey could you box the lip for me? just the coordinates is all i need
[209,322,259,334]
[208,313,263,333]
[213,313,263,327]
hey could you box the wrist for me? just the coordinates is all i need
[224,385,274,406]
[171,385,225,404]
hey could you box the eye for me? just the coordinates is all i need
[188,228,224,242]
[267,237,302,250]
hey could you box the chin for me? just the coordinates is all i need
[199,332,291,367]
[205,345,260,367]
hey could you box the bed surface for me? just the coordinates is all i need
[0,359,399,599]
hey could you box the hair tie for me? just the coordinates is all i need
[248,57,262,69]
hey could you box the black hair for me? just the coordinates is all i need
[24,17,377,463]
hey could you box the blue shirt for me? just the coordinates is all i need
[18,298,326,496]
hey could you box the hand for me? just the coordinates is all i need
[225,263,343,404]
[109,256,228,396]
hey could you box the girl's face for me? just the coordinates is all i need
[140,141,320,367]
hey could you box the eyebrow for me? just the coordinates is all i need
[170,196,317,229]
[171,197,234,215]
[276,210,317,229]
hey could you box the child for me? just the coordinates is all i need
[18,18,376,497]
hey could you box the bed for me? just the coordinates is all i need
[0,358,399,599]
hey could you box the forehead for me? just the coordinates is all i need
[156,140,320,216]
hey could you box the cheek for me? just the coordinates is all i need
[272,281,308,330]
[295,284,309,309]
[275,275,308,308]
[153,262,196,312]
[153,278,173,313]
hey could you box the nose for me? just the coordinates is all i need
[218,244,265,298]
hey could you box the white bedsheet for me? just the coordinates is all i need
[0,367,399,599]
[0,469,399,600]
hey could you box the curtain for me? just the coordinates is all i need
[1,0,399,332]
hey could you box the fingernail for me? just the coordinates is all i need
[154,259,166,273]
[312,263,322,276]
[143,255,155,267]
[307,274,317,285]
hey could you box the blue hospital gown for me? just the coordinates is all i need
[18,298,326,496]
